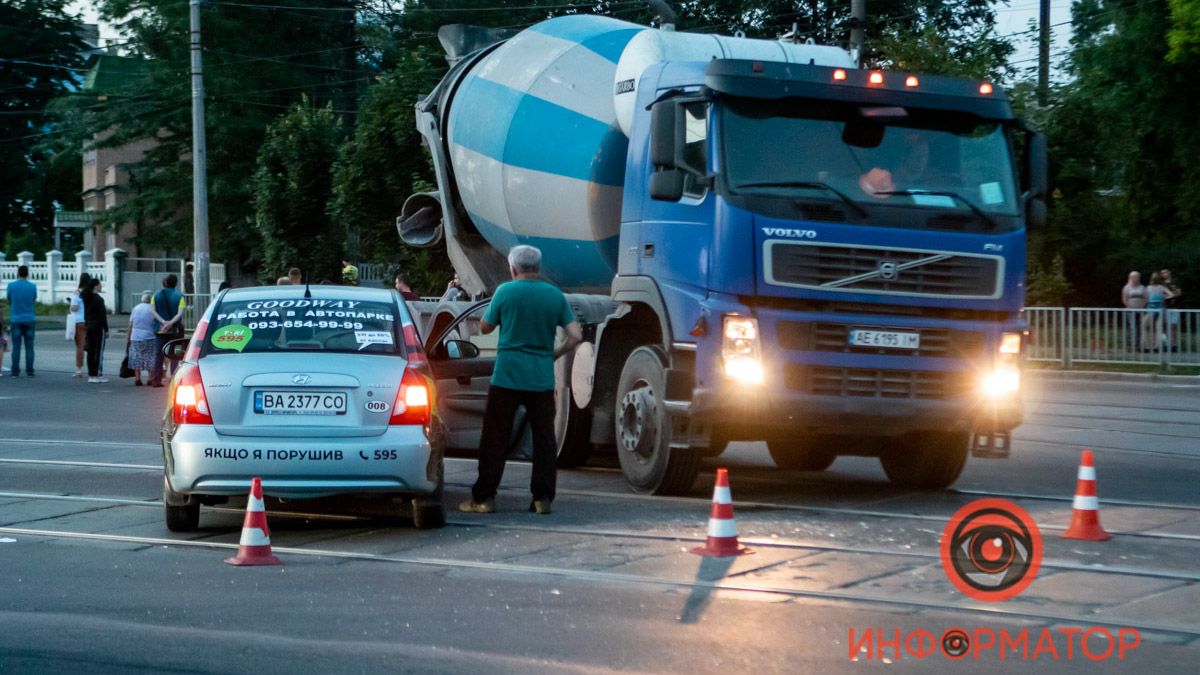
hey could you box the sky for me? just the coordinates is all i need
[69,0,1076,81]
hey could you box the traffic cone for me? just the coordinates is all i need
[691,468,753,557]
[1062,450,1111,541]
[224,477,284,566]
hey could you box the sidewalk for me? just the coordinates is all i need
[2,315,131,376]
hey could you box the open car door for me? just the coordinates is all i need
[425,300,496,450]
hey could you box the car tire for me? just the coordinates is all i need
[879,431,969,489]
[767,437,836,471]
[412,498,446,529]
[163,477,200,532]
[614,346,700,495]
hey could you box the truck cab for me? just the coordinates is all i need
[605,59,1043,491]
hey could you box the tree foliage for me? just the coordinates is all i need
[253,97,345,283]
[0,0,84,253]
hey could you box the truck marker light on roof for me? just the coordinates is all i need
[905,76,919,88]
[868,71,884,85]
[979,83,994,95]
[833,69,847,81]
[752,61,763,73]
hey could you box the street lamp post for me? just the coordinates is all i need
[190,0,211,298]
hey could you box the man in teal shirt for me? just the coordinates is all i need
[459,245,582,515]
[5,265,38,377]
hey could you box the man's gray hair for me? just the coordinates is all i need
[141,292,153,303]
[508,245,542,274]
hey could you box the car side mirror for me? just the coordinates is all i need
[650,100,677,168]
[163,338,189,361]
[435,339,480,360]
[1026,131,1048,199]
[649,169,685,201]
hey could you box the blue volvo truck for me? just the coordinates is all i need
[402,15,1046,494]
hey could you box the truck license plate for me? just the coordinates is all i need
[849,329,920,350]
[254,390,347,416]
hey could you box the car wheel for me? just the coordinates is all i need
[614,346,700,495]
[879,431,969,489]
[412,498,446,529]
[163,477,200,532]
[767,437,836,471]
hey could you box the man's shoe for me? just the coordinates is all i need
[26,372,34,377]
[530,499,553,515]
[458,498,496,514]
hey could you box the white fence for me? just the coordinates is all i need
[0,249,117,310]
[1025,307,1199,368]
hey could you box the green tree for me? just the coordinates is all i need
[1168,0,1200,62]
[54,0,362,273]
[0,0,84,253]
[253,98,346,283]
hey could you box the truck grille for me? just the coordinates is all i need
[778,322,985,359]
[785,366,972,400]
[766,242,1001,299]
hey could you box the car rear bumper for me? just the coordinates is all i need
[165,424,441,498]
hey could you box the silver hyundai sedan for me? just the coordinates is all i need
[160,285,444,532]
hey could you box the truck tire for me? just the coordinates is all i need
[879,431,969,489]
[614,346,701,495]
[767,438,836,471]
[554,344,592,468]
[163,478,199,533]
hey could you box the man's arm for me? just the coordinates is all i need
[553,321,583,360]
[480,319,496,334]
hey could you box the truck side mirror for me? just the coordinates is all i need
[650,101,677,168]
[1023,130,1048,230]
[649,169,685,201]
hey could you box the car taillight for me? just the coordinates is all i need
[172,364,213,425]
[389,368,431,425]
[185,319,208,362]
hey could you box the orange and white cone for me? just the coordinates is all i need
[691,468,753,557]
[1062,450,1111,541]
[224,477,284,566]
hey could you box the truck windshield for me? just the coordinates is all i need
[720,98,1021,227]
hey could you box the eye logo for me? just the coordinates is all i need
[941,628,971,658]
[940,498,1042,602]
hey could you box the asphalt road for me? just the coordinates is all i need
[1,336,1198,673]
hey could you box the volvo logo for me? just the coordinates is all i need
[877,260,899,281]
[292,374,311,385]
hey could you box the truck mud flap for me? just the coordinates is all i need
[971,430,1011,459]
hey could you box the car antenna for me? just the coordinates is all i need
[304,272,312,299]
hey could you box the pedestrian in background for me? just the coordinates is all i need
[394,272,420,301]
[1160,268,1182,351]
[459,245,582,515]
[288,267,302,285]
[184,263,195,295]
[127,293,158,386]
[1142,272,1176,351]
[67,273,91,377]
[341,260,360,286]
[149,274,186,388]
[1121,270,1147,351]
[81,278,109,383]
[276,276,290,285]
[5,265,38,377]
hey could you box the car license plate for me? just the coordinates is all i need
[254,390,347,416]
[849,329,920,350]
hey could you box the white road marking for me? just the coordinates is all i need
[1,523,1196,638]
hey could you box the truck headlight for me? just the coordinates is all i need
[999,332,1022,355]
[723,315,764,384]
[980,368,1020,397]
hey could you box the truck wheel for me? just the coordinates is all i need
[554,343,592,468]
[163,478,199,532]
[614,346,700,495]
[879,431,969,489]
[767,438,836,471]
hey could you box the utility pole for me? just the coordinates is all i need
[1038,0,1050,104]
[189,0,211,299]
[850,0,865,67]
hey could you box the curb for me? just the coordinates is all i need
[1028,369,1199,384]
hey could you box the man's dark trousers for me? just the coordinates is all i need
[9,322,34,375]
[472,385,557,503]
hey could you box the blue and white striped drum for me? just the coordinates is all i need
[447,15,645,293]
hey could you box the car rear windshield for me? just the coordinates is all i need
[202,296,404,356]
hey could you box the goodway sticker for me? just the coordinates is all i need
[356,331,394,350]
